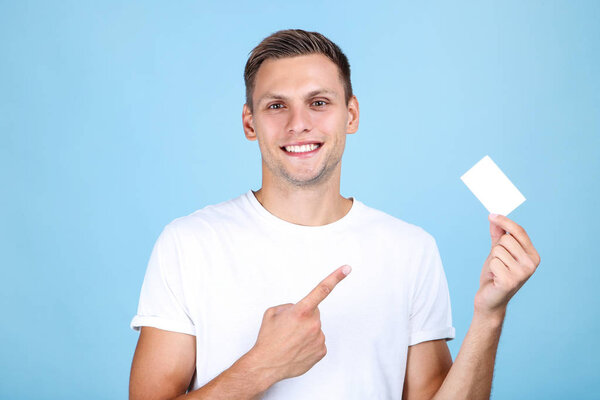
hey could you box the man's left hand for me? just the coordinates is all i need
[475,214,541,318]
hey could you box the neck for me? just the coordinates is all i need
[254,169,352,227]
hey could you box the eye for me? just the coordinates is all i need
[268,103,284,109]
[312,100,327,107]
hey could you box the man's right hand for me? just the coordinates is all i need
[247,264,352,384]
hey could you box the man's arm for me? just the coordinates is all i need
[402,313,504,400]
[432,309,505,399]
[130,327,197,400]
[404,214,540,400]
[130,265,352,400]
[130,327,273,400]
[403,340,453,400]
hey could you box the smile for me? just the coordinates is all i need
[282,143,322,153]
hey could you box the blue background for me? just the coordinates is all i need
[1,1,599,399]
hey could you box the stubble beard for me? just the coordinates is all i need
[263,145,344,189]
[279,159,337,187]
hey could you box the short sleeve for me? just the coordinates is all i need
[130,224,196,335]
[408,233,455,346]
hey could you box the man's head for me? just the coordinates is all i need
[242,30,359,189]
[244,29,353,114]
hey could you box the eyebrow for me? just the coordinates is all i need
[257,89,338,106]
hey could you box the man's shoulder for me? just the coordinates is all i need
[162,192,253,235]
[355,201,436,246]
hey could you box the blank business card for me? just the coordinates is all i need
[460,155,526,216]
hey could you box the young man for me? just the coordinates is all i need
[129,29,540,399]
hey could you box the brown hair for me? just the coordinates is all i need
[244,29,353,112]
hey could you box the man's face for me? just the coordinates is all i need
[243,54,359,188]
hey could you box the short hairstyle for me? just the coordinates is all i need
[244,29,353,112]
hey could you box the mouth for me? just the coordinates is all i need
[281,143,322,155]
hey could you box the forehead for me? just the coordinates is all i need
[253,54,343,101]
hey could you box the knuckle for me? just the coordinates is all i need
[524,258,536,270]
[310,319,322,334]
[266,303,293,318]
[296,305,315,320]
[294,306,308,319]
[319,345,328,359]
[492,246,507,260]
[264,307,276,318]
[491,246,502,258]
[499,234,511,245]
[525,259,539,274]
[318,284,332,297]
[490,257,504,270]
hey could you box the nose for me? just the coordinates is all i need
[285,105,312,135]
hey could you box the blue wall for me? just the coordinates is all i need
[1,1,598,398]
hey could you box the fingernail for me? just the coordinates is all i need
[490,213,499,219]
[342,265,352,275]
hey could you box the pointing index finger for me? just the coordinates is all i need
[296,265,352,311]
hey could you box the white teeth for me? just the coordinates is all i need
[284,143,319,153]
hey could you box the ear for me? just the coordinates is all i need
[346,95,359,134]
[242,104,257,141]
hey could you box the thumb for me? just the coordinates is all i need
[488,214,505,246]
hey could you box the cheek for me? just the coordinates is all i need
[317,112,349,141]
[313,112,343,131]
[257,115,287,136]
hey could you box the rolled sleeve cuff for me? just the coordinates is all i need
[130,315,196,336]
[409,326,455,346]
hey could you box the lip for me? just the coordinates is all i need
[280,140,323,147]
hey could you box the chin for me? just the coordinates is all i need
[282,168,331,187]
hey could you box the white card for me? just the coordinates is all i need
[460,155,526,216]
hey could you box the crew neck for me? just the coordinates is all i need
[243,190,361,234]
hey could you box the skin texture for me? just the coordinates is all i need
[249,265,352,382]
[129,53,541,400]
[129,327,196,400]
[403,340,453,400]
[244,55,355,189]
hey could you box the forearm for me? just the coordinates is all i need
[174,350,278,400]
[432,308,506,400]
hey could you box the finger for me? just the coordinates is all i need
[489,214,539,262]
[489,218,505,247]
[488,257,511,286]
[491,243,519,272]
[497,234,529,264]
[296,265,352,312]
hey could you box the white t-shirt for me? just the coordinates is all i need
[131,191,455,399]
